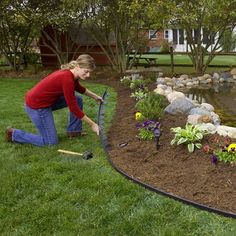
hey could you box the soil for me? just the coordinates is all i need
[95,75,236,215]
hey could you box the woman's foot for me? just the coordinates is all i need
[5,127,13,142]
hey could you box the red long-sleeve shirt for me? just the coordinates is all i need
[25,70,86,119]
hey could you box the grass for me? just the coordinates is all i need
[0,78,236,235]
[130,54,236,75]
[136,54,236,66]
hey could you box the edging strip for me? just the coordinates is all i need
[98,88,236,219]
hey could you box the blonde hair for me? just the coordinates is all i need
[61,54,96,70]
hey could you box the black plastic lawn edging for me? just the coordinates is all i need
[97,89,236,219]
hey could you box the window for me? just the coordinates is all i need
[203,28,209,44]
[149,30,157,40]
[172,29,185,45]
[194,29,200,43]
[179,29,184,44]
[164,30,169,39]
[173,29,178,44]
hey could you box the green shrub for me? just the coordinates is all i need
[135,92,167,120]
[160,40,170,53]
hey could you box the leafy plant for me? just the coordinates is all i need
[120,76,132,86]
[136,120,161,141]
[129,78,148,90]
[135,92,167,120]
[137,128,155,140]
[213,150,236,164]
[130,89,147,100]
[171,124,208,153]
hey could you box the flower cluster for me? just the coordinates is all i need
[136,120,161,140]
[202,136,236,165]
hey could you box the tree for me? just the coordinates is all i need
[38,0,88,66]
[168,0,236,74]
[0,0,60,70]
[82,0,172,74]
[220,28,236,52]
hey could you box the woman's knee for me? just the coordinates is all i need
[43,137,58,146]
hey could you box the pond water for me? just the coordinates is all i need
[181,83,236,127]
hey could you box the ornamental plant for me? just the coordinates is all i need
[130,88,147,101]
[136,120,161,141]
[170,124,208,153]
[129,78,148,90]
[212,150,236,164]
[120,76,132,86]
[202,136,236,164]
[135,92,167,120]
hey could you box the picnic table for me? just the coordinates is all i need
[128,54,158,67]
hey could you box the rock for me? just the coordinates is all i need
[167,91,185,103]
[192,81,200,85]
[202,74,212,80]
[187,114,202,125]
[165,98,196,115]
[213,72,220,80]
[154,87,166,96]
[230,68,236,75]
[186,82,193,86]
[210,112,221,125]
[156,78,166,85]
[195,123,216,134]
[220,72,231,79]
[216,125,236,138]
[180,74,189,80]
[188,107,211,116]
[200,115,213,123]
[201,103,214,112]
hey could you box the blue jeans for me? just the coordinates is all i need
[12,96,83,146]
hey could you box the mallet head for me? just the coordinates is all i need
[82,151,93,160]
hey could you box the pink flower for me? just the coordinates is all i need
[202,145,210,153]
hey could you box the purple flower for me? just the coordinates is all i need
[211,155,218,165]
[136,119,161,139]
[135,123,143,129]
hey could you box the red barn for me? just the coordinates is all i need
[38,25,114,67]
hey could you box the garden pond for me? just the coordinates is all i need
[183,83,236,127]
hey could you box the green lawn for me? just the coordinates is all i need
[137,54,236,66]
[0,78,236,235]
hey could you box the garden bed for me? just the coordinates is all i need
[96,76,236,215]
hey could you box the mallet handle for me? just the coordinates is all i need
[58,149,82,156]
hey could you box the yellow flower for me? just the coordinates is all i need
[135,111,143,121]
[227,143,236,152]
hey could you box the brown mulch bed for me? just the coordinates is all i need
[95,75,236,214]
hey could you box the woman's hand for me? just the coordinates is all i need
[82,115,100,136]
[84,89,104,104]
[91,123,100,135]
[95,95,104,104]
